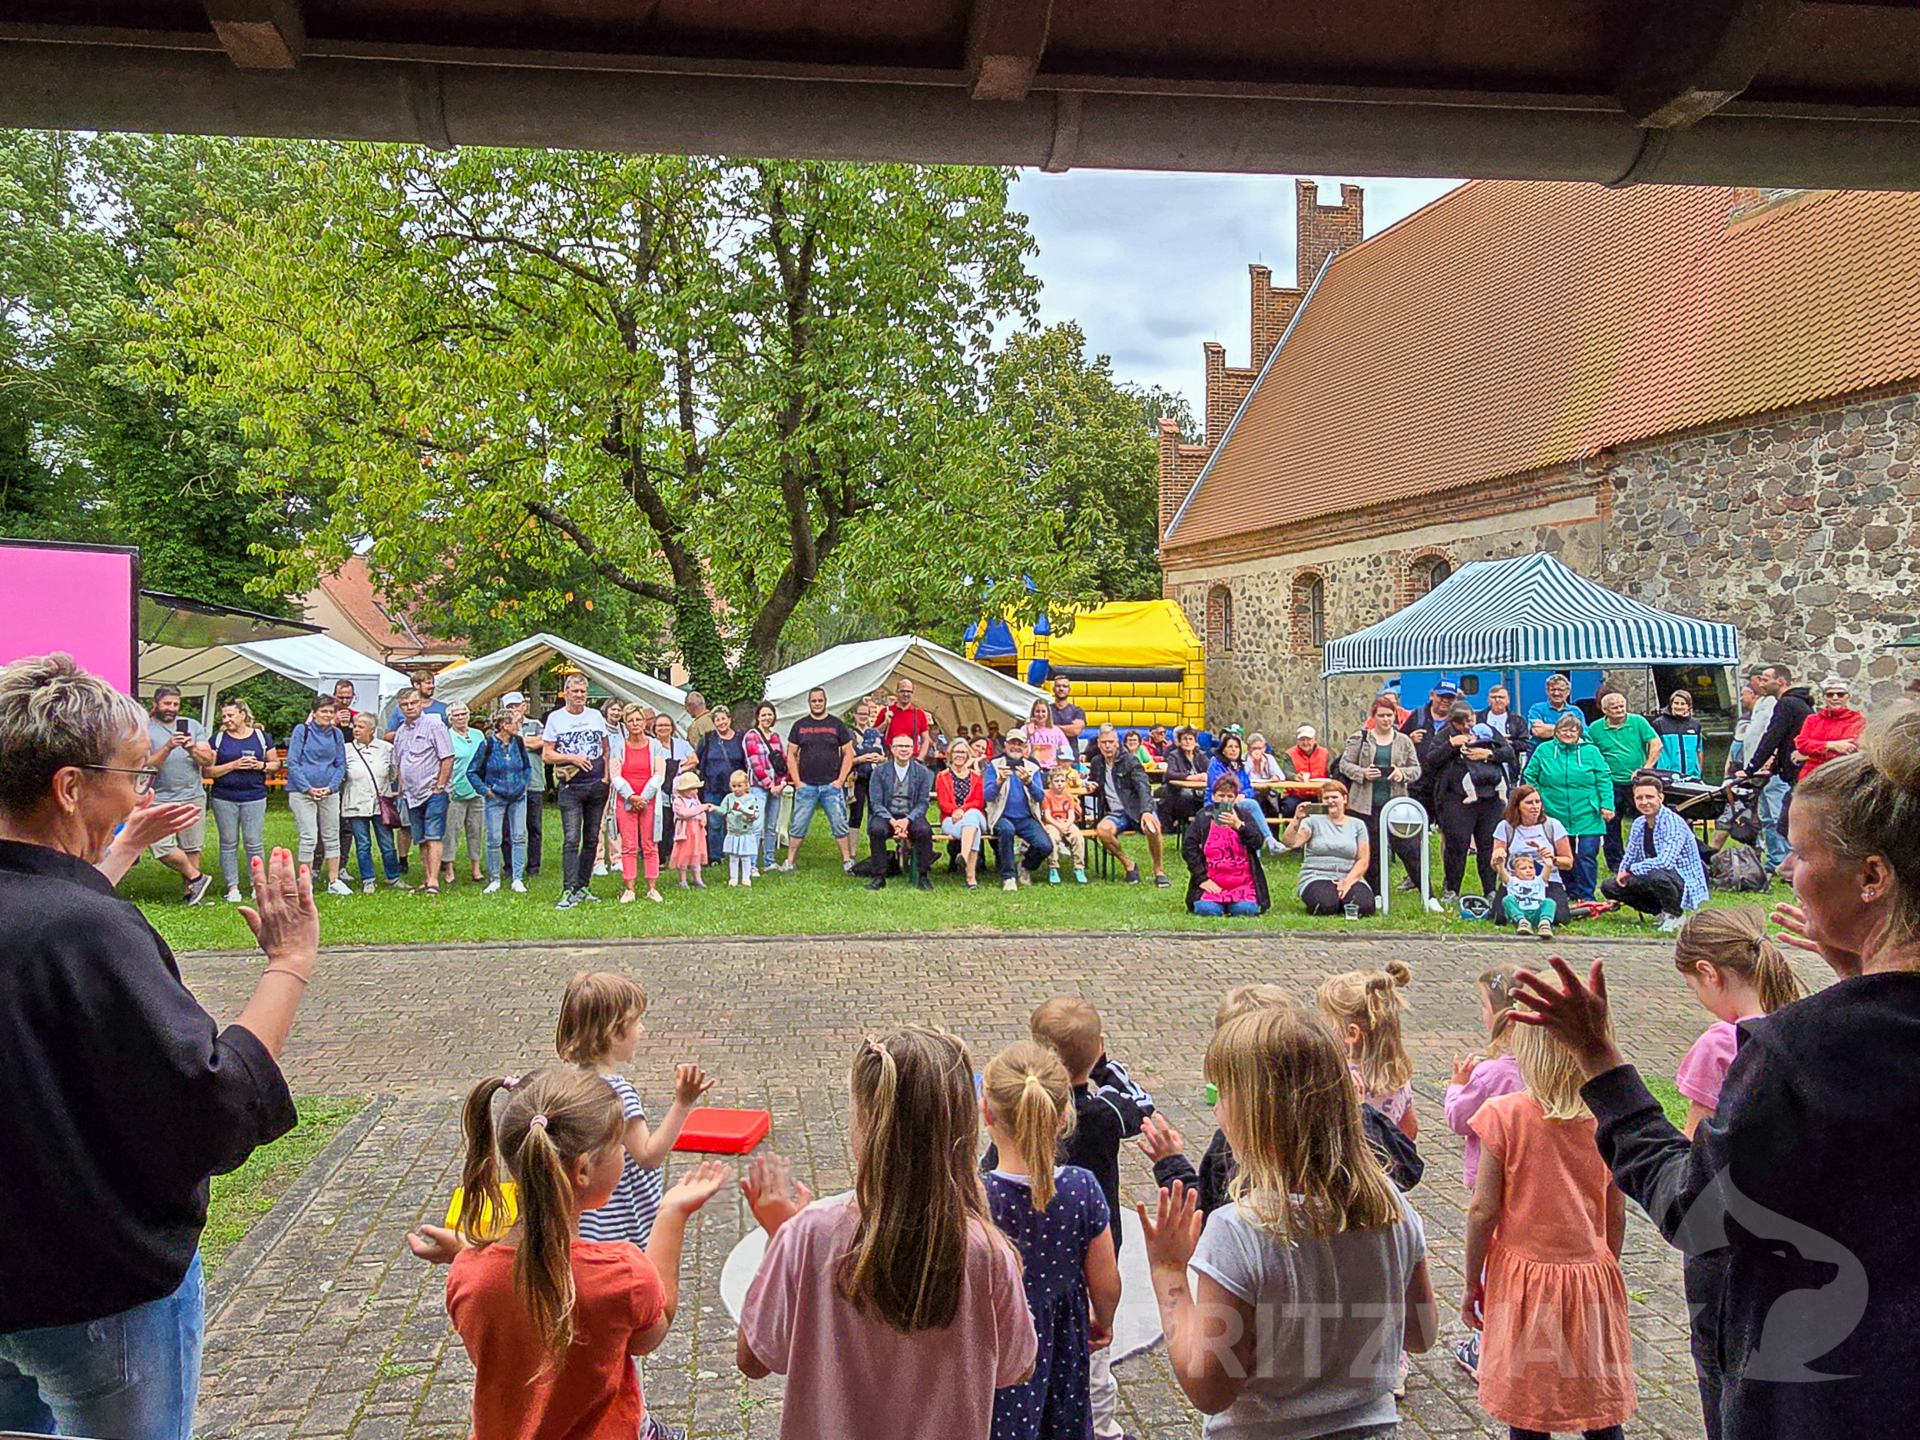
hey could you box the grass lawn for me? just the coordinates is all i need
[1643,1074,1692,1129]
[127,797,1792,951]
[202,1095,367,1276]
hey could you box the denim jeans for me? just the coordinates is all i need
[556,782,610,892]
[347,815,401,882]
[0,1252,203,1440]
[1568,833,1603,900]
[502,792,542,878]
[209,795,266,888]
[751,787,779,869]
[788,783,849,840]
[1194,898,1260,916]
[1759,775,1792,867]
[992,811,1054,879]
[484,793,528,881]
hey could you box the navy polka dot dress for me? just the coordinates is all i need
[985,1165,1111,1440]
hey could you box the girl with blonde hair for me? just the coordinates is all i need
[1463,1020,1635,1440]
[979,1041,1121,1440]
[1140,1004,1436,1433]
[1318,960,1418,1137]
[737,1028,1037,1439]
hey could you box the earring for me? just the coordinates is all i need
[1863,890,1877,903]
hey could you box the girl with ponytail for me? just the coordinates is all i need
[417,1066,730,1440]
[736,1027,1038,1439]
[1318,960,1418,1138]
[980,1042,1121,1440]
[1672,907,1806,1138]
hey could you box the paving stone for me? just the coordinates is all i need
[190,933,1712,1439]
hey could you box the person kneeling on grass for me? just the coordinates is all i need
[1182,776,1269,916]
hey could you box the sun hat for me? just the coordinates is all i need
[674,771,701,791]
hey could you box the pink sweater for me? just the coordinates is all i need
[1444,1052,1525,1190]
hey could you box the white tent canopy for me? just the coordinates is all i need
[432,632,688,723]
[138,633,410,720]
[763,635,1047,732]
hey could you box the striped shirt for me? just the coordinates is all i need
[576,1074,663,1247]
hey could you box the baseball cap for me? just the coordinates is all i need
[1296,724,1316,740]
[1005,727,1028,743]
[1432,678,1460,697]
[1471,723,1497,741]
[501,690,526,706]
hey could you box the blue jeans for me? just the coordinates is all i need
[348,815,401,882]
[1194,898,1260,916]
[403,791,450,843]
[484,792,528,881]
[1759,775,1792,867]
[0,1253,203,1440]
[789,783,849,841]
[751,787,779,868]
[993,811,1053,879]
[1568,833,1603,901]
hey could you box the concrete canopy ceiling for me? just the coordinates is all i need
[3,1,1919,187]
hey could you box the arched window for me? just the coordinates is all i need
[1292,572,1326,652]
[1206,584,1234,653]
[1408,553,1452,600]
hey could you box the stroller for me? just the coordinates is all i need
[1662,771,1770,892]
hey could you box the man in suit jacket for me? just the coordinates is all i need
[863,732,934,890]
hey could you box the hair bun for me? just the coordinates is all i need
[1864,702,1920,797]
[1383,960,1412,988]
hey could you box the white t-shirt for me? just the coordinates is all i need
[1493,817,1569,874]
[1188,1197,1427,1440]
[541,706,612,786]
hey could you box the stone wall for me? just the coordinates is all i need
[1603,387,1920,709]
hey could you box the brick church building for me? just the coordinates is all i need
[1159,179,1920,736]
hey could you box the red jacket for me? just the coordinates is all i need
[1286,743,1330,780]
[1794,706,1865,774]
[935,768,985,818]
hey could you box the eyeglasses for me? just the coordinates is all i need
[1824,690,1847,697]
[83,764,159,795]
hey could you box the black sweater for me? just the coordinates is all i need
[1583,972,1920,1440]
[1747,685,1816,784]
[0,840,296,1328]
[1150,1109,1424,1211]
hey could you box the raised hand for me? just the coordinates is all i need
[1510,957,1622,1078]
[241,848,320,981]
[742,1153,812,1237]
[672,1063,717,1107]
[1136,1180,1203,1275]
[1134,1112,1186,1164]
[116,801,203,853]
[1451,1053,1481,1088]
[662,1158,733,1214]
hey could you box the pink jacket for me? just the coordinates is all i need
[1444,1052,1525,1191]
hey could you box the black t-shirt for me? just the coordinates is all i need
[786,715,854,787]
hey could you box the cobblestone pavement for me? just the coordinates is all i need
[184,932,1784,1439]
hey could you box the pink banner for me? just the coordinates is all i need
[0,542,138,693]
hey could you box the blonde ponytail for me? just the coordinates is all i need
[1674,906,1806,1015]
[984,1042,1076,1211]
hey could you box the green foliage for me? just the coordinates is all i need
[987,323,1183,602]
[226,670,328,741]
[137,148,1095,673]
[202,1095,366,1274]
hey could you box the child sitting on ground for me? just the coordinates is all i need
[737,1028,1037,1439]
[1040,766,1088,885]
[1320,962,1419,1140]
[557,971,715,1247]
[414,1066,730,1440]
[1140,1003,1437,1435]
[1502,852,1552,936]
[715,770,763,887]
[980,1041,1122,1440]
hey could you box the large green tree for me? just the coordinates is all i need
[987,322,1189,602]
[140,147,1095,700]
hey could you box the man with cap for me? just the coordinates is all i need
[982,727,1053,890]
[1281,724,1329,819]
[499,690,543,879]
[1792,676,1866,778]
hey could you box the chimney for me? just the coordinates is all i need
[1296,179,1364,288]
[1249,263,1303,371]
[1157,416,1183,540]
[1203,342,1231,445]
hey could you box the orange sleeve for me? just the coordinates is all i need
[627,1249,667,1338]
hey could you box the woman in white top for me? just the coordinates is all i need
[1489,783,1574,927]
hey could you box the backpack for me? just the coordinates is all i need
[1709,844,1770,894]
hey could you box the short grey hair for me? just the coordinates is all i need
[488,707,515,729]
[395,686,421,704]
[0,653,147,817]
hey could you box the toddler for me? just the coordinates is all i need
[1319,962,1419,1139]
[1040,766,1088,885]
[668,772,710,889]
[715,770,763,887]
[1502,851,1551,936]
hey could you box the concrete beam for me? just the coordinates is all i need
[203,0,304,70]
[1613,0,1802,129]
[965,0,1052,102]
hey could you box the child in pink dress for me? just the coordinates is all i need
[668,773,710,889]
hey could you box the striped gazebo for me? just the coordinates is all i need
[1322,553,1740,678]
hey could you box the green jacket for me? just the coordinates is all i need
[1523,738,1613,836]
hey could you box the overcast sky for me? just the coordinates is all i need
[1011,171,1463,405]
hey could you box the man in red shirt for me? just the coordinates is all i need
[1793,676,1866,776]
[872,677,933,762]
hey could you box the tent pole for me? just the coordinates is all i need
[1322,676,1330,742]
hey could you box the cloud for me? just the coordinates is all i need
[1010,171,1462,402]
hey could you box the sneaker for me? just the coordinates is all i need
[326,878,354,897]
[777,860,797,873]
[1514,919,1533,936]
[914,875,933,892]
[225,885,243,903]
[1425,896,1445,913]
[842,858,856,874]
[1396,877,1418,893]
[577,888,601,903]
[1452,1332,1480,1381]
[592,863,609,877]
[619,890,635,905]
[184,874,214,906]
[1003,878,1019,893]
[483,880,500,894]
[555,890,579,910]
[1441,890,1460,905]
[1018,870,1033,888]
[1657,912,1686,933]
[362,879,376,895]
[387,877,413,892]
[1538,919,1553,938]
[1048,868,1061,885]
[1074,868,1087,884]
[1263,836,1284,854]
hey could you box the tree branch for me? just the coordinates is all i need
[523,499,675,603]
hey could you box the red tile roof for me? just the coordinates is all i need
[317,554,462,660]
[1163,182,1920,552]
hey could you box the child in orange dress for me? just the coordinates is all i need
[1041,766,1088,885]
[668,772,710,889]
[1464,1016,1636,1440]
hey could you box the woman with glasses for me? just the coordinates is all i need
[208,697,280,902]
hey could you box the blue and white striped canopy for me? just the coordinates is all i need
[1322,553,1740,677]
